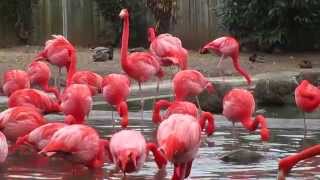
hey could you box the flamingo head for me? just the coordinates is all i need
[117,149,138,173]
[119,9,129,19]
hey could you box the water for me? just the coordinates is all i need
[0,96,320,179]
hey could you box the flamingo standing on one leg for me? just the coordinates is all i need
[34,35,77,88]
[294,80,320,135]
[173,70,214,110]
[39,124,108,169]
[152,99,215,135]
[222,88,270,141]
[200,36,252,85]
[0,132,8,163]
[119,9,164,121]
[157,114,202,180]
[70,71,103,96]
[8,89,60,114]
[148,27,188,71]
[0,106,46,141]
[60,84,92,124]
[2,70,30,96]
[106,130,167,175]
[27,61,60,98]
[102,74,130,128]
[278,144,320,180]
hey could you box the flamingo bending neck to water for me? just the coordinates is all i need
[119,9,163,121]
[200,36,252,85]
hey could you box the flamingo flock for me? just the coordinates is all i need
[0,8,318,180]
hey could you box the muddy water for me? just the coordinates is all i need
[0,96,320,179]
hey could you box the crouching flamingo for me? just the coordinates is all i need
[106,129,167,175]
[39,124,108,169]
[152,99,215,136]
[27,61,59,98]
[0,106,46,141]
[102,74,130,128]
[278,144,320,180]
[70,71,103,96]
[294,80,320,135]
[200,36,252,85]
[8,89,60,114]
[223,88,270,141]
[157,114,202,180]
[2,70,30,96]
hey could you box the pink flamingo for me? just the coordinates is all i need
[157,114,201,180]
[294,80,320,134]
[106,129,167,174]
[27,61,60,98]
[152,99,215,135]
[102,74,130,128]
[148,27,188,70]
[119,9,164,121]
[8,89,60,114]
[278,144,320,180]
[14,122,68,151]
[173,70,214,109]
[2,70,30,96]
[200,36,252,85]
[223,88,270,141]
[0,106,46,141]
[0,131,8,163]
[34,35,77,87]
[70,71,103,96]
[39,124,107,169]
[60,84,92,124]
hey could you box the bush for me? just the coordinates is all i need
[218,0,320,51]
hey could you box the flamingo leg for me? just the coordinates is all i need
[217,55,225,81]
[153,78,160,105]
[139,82,144,122]
[111,109,115,130]
[232,122,236,139]
[303,112,307,137]
[56,67,62,92]
[196,96,202,117]
[217,55,225,68]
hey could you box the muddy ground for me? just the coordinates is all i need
[0,46,319,82]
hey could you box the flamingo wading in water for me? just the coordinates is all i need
[200,36,252,85]
[119,9,164,121]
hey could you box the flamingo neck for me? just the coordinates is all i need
[241,115,269,141]
[117,101,129,128]
[152,100,172,124]
[42,85,60,99]
[279,144,320,176]
[66,51,77,87]
[147,143,167,169]
[120,15,130,71]
[231,53,252,85]
[148,28,156,42]
[199,111,215,136]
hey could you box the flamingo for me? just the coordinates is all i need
[39,124,108,169]
[278,144,320,180]
[148,27,188,71]
[200,36,252,85]
[173,70,214,110]
[294,80,320,135]
[8,89,60,114]
[106,129,167,174]
[27,61,60,98]
[0,131,8,163]
[2,70,30,96]
[102,74,130,128]
[70,71,103,96]
[152,99,215,135]
[119,9,164,121]
[14,122,68,151]
[157,114,201,180]
[223,88,270,141]
[60,84,92,124]
[34,35,77,88]
[0,106,46,141]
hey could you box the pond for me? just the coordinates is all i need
[0,95,320,179]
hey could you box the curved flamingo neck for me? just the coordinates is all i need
[117,101,129,128]
[199,111,215,136]
[279,144,320,177]
[241,115,269,141]
[66,51,77,87]
[231,53,252,85]
[147,143,167,169]
[120,15,130,71]
[152,100,172,124]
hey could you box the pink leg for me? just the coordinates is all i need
[185,160,193,178]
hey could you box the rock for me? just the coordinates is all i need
[220,148,263,164]
[128,47,147,53]
[254,77,296,105]
[298,60,312,69]
[91,47,113,61]
[296,71,320,85]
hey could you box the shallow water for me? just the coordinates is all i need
[0,96,320,179]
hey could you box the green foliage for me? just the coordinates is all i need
[94,0,149,47]
[218,0,320,51]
